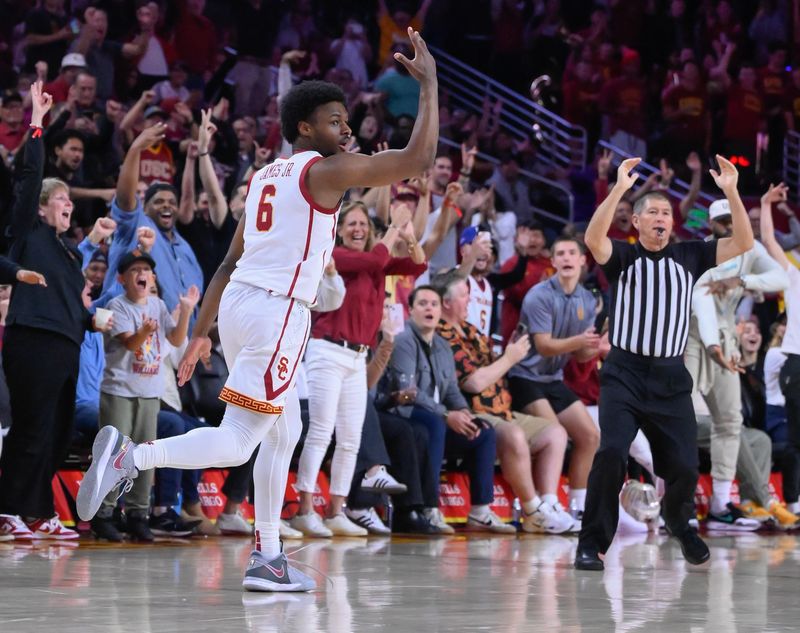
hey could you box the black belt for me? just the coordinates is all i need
[322,336,369,353]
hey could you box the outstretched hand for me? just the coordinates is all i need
[393,27,436,85]
[615,157,641,191]
[709,154,739,192]
[30,80,53,126]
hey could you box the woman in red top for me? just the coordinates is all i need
[293,200,427,536]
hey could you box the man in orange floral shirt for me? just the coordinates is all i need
[434,271,577,534]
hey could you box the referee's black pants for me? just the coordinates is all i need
[579,348,698,554]
[0,326,80,519]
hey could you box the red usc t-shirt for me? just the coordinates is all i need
[723,85,764,142]
[600,76,646,137]
[662,85,708,141]
[759,68,788,111]
[139,142,175,185]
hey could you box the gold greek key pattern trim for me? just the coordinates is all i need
[219,387,284,414]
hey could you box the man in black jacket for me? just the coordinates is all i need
[0,81,109,542]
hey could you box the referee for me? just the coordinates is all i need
[574,156,754,571]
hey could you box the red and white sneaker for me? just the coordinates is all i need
[25,515,79,540]
[0,513,35,540]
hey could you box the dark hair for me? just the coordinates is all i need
[551,235,585,254]
[520,219,545,234]
[52,129,84,149]
[408,284,441,308]
[280,80,346,143]
[144,182,178,206]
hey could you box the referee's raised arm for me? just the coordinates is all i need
[584,157,641,265]
[708,154,754,265]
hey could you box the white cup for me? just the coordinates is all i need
[94,307,113,329]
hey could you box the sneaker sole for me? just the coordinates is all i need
[522,523,573,535]
[360,483,409,495]
[76,426,119,521]
[32,532,80,540]
[242,577,311,592]
[705,520,760,532]
[0,534,13,541]
[151,528,194,537]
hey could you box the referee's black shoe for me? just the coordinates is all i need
[574,547,604,571]
[672,527,710,565]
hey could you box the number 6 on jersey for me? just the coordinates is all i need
[256,184,276,232]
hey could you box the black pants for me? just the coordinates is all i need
[779,353,800,502]
[349,400,436,510]
[0,326,80,518]
[580,348,698,554]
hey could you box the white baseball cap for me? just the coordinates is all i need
[708,199,731,221]
[60,53,86,70]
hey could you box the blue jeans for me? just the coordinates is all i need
[73,401,99,442]
[408,406,496,506]
[154,410,208,507]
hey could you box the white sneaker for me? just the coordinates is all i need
[279,520,303,540]
[555,502,582,534]
[324,513,368,536]
[290,512,333,537]
[26,515,79,540]
[522,502,574,534]
[467,510,517,534]
[345,507,391,535]
[360,466,408,495]
[216,511,254,535]
[424,507,455,534]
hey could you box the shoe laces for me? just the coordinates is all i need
[282,543,334,589]
[115,477,134,502]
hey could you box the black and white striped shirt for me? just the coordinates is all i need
[602,240,718,358]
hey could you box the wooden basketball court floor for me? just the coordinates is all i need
[2,531,800,632]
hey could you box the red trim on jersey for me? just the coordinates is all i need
[299,156,340,215]
[264,298,311,401]
[287,205,314,297]
[244,168,257,198]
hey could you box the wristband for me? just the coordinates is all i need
[29,125,43,138]
[198,151,209,157]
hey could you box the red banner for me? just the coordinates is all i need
[197,470,254,522]
[490,475,515,522]
[438,472,471,523]
[284,471,330,517]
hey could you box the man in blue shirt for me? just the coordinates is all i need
[102,124,202,322]
[508,236,600,521]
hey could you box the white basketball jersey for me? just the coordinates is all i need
[466,275,493,337]
[230,151,340,304]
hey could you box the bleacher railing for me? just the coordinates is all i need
[438,136,575,225]
[784,131,800,205]
[429,45,587,171]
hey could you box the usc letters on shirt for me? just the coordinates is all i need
[139,142,176,185]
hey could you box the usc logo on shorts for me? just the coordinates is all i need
[277,356,289,381]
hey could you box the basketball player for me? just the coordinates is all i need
[76,28,438,592]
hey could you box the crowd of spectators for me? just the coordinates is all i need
[0,0,798,543]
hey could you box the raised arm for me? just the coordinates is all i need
[177,215,245,385]
[759,183,791,270]
[197,109,229,229]
[11,81,52,239]
[177,142,197,225]
[116,123,166,212]
[679,152,702,219]
[711,154,754,264]
[585,157,640,265]
[307,29,438,200]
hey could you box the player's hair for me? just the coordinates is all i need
[408,284,441,308]
[337,201,375,251]
[280,80,346,143]
[39,178,70,207]
[632,191,670,215]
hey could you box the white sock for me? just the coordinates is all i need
[569,488,587,511]
[470,504,490,519]
[542,493,559,508]
[790,501,800,514]
[521,497,540,516]
[134,441,167,471]
[711,479,732,514]
[255,522,281,559]
[152,506,167,516]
